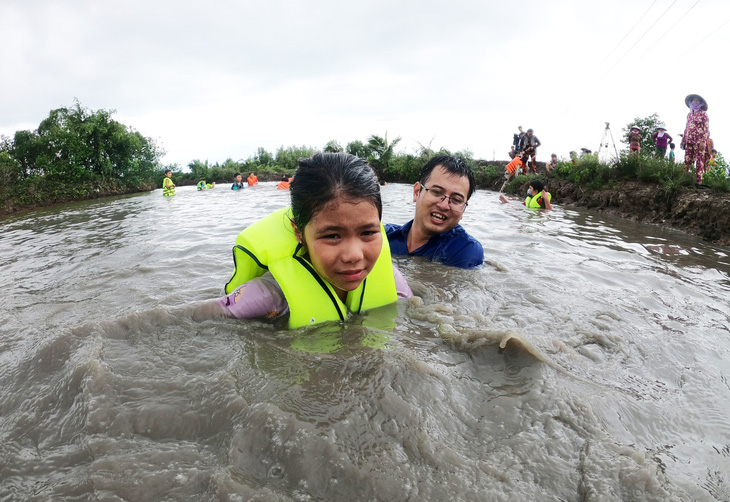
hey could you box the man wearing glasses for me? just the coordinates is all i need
[385,155,483,269]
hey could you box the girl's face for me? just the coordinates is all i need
[692,98,701,105]
[298,197,382,301]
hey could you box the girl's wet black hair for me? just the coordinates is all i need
[528,179,545,192]
[291,152,382,231]
[419,155,476,200]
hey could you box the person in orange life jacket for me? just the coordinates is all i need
[277,175,290,190]
[247,172,258,186]
[204,153,412,323]
[499,179,552,210]
[500,153,523,192]
[384,155,483,269]
[231,173,245,190]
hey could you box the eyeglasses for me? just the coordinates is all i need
[420,184,468,210]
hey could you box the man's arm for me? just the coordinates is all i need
[441,239,484,269]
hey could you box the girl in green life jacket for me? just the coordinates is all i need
[205,153,412,327]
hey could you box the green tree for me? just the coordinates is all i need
[188,159,210,180]
[453,149,474,162]
[367,132,401,180]
[346,140,369,159]
[0,151,23,187]
[252,147,275,167]
[323,140,343,153]
[414,137,436,162]
[274,145,316,171]
[703,151,730,191]
[622,113,664,155]
[10,130,43,179]
[7,100,162,185]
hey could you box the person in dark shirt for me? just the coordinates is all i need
[231,173,245,190]
[519,128,541,174]
[385,155,483,269]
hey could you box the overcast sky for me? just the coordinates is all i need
[2,0,728,167]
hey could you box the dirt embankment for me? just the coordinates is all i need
[546,179,730,247]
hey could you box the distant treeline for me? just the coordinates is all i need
[169,134,476,187]
[2,102,729,217]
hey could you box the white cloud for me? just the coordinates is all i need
[2,0,728,167]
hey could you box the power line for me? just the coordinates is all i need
[600,0,679,77]
[634,0,702,63]
[553,0,670,119]
[680,16,730,57]
[592,0,659,73]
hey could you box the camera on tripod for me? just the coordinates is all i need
[598,122,618,161]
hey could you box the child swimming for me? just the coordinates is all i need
[208,153,412,327]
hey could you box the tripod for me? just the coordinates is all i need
[598,122,619,162]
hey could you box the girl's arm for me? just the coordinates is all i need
[393,264,413,298]
[218,273,289,319]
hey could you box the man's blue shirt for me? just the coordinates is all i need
[384,221,483,269]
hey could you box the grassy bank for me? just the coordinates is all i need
[471,153,730,196]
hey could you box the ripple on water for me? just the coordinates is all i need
[0,185,729,499]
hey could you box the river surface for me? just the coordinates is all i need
[1,182,729,501]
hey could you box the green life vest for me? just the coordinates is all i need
[525,191,551,209]
[197,181,207,190]
[224,207,398,328]
[162,177,175,196]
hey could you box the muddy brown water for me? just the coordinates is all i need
[1,183,729,501]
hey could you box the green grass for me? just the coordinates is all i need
[551,153,696,194]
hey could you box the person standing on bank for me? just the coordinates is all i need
[681,94,710,186]
[629,126,642,156]
[385,155,483,269]
[519,128,541,174]
[546,153,558,174]
[652,125,673,158]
